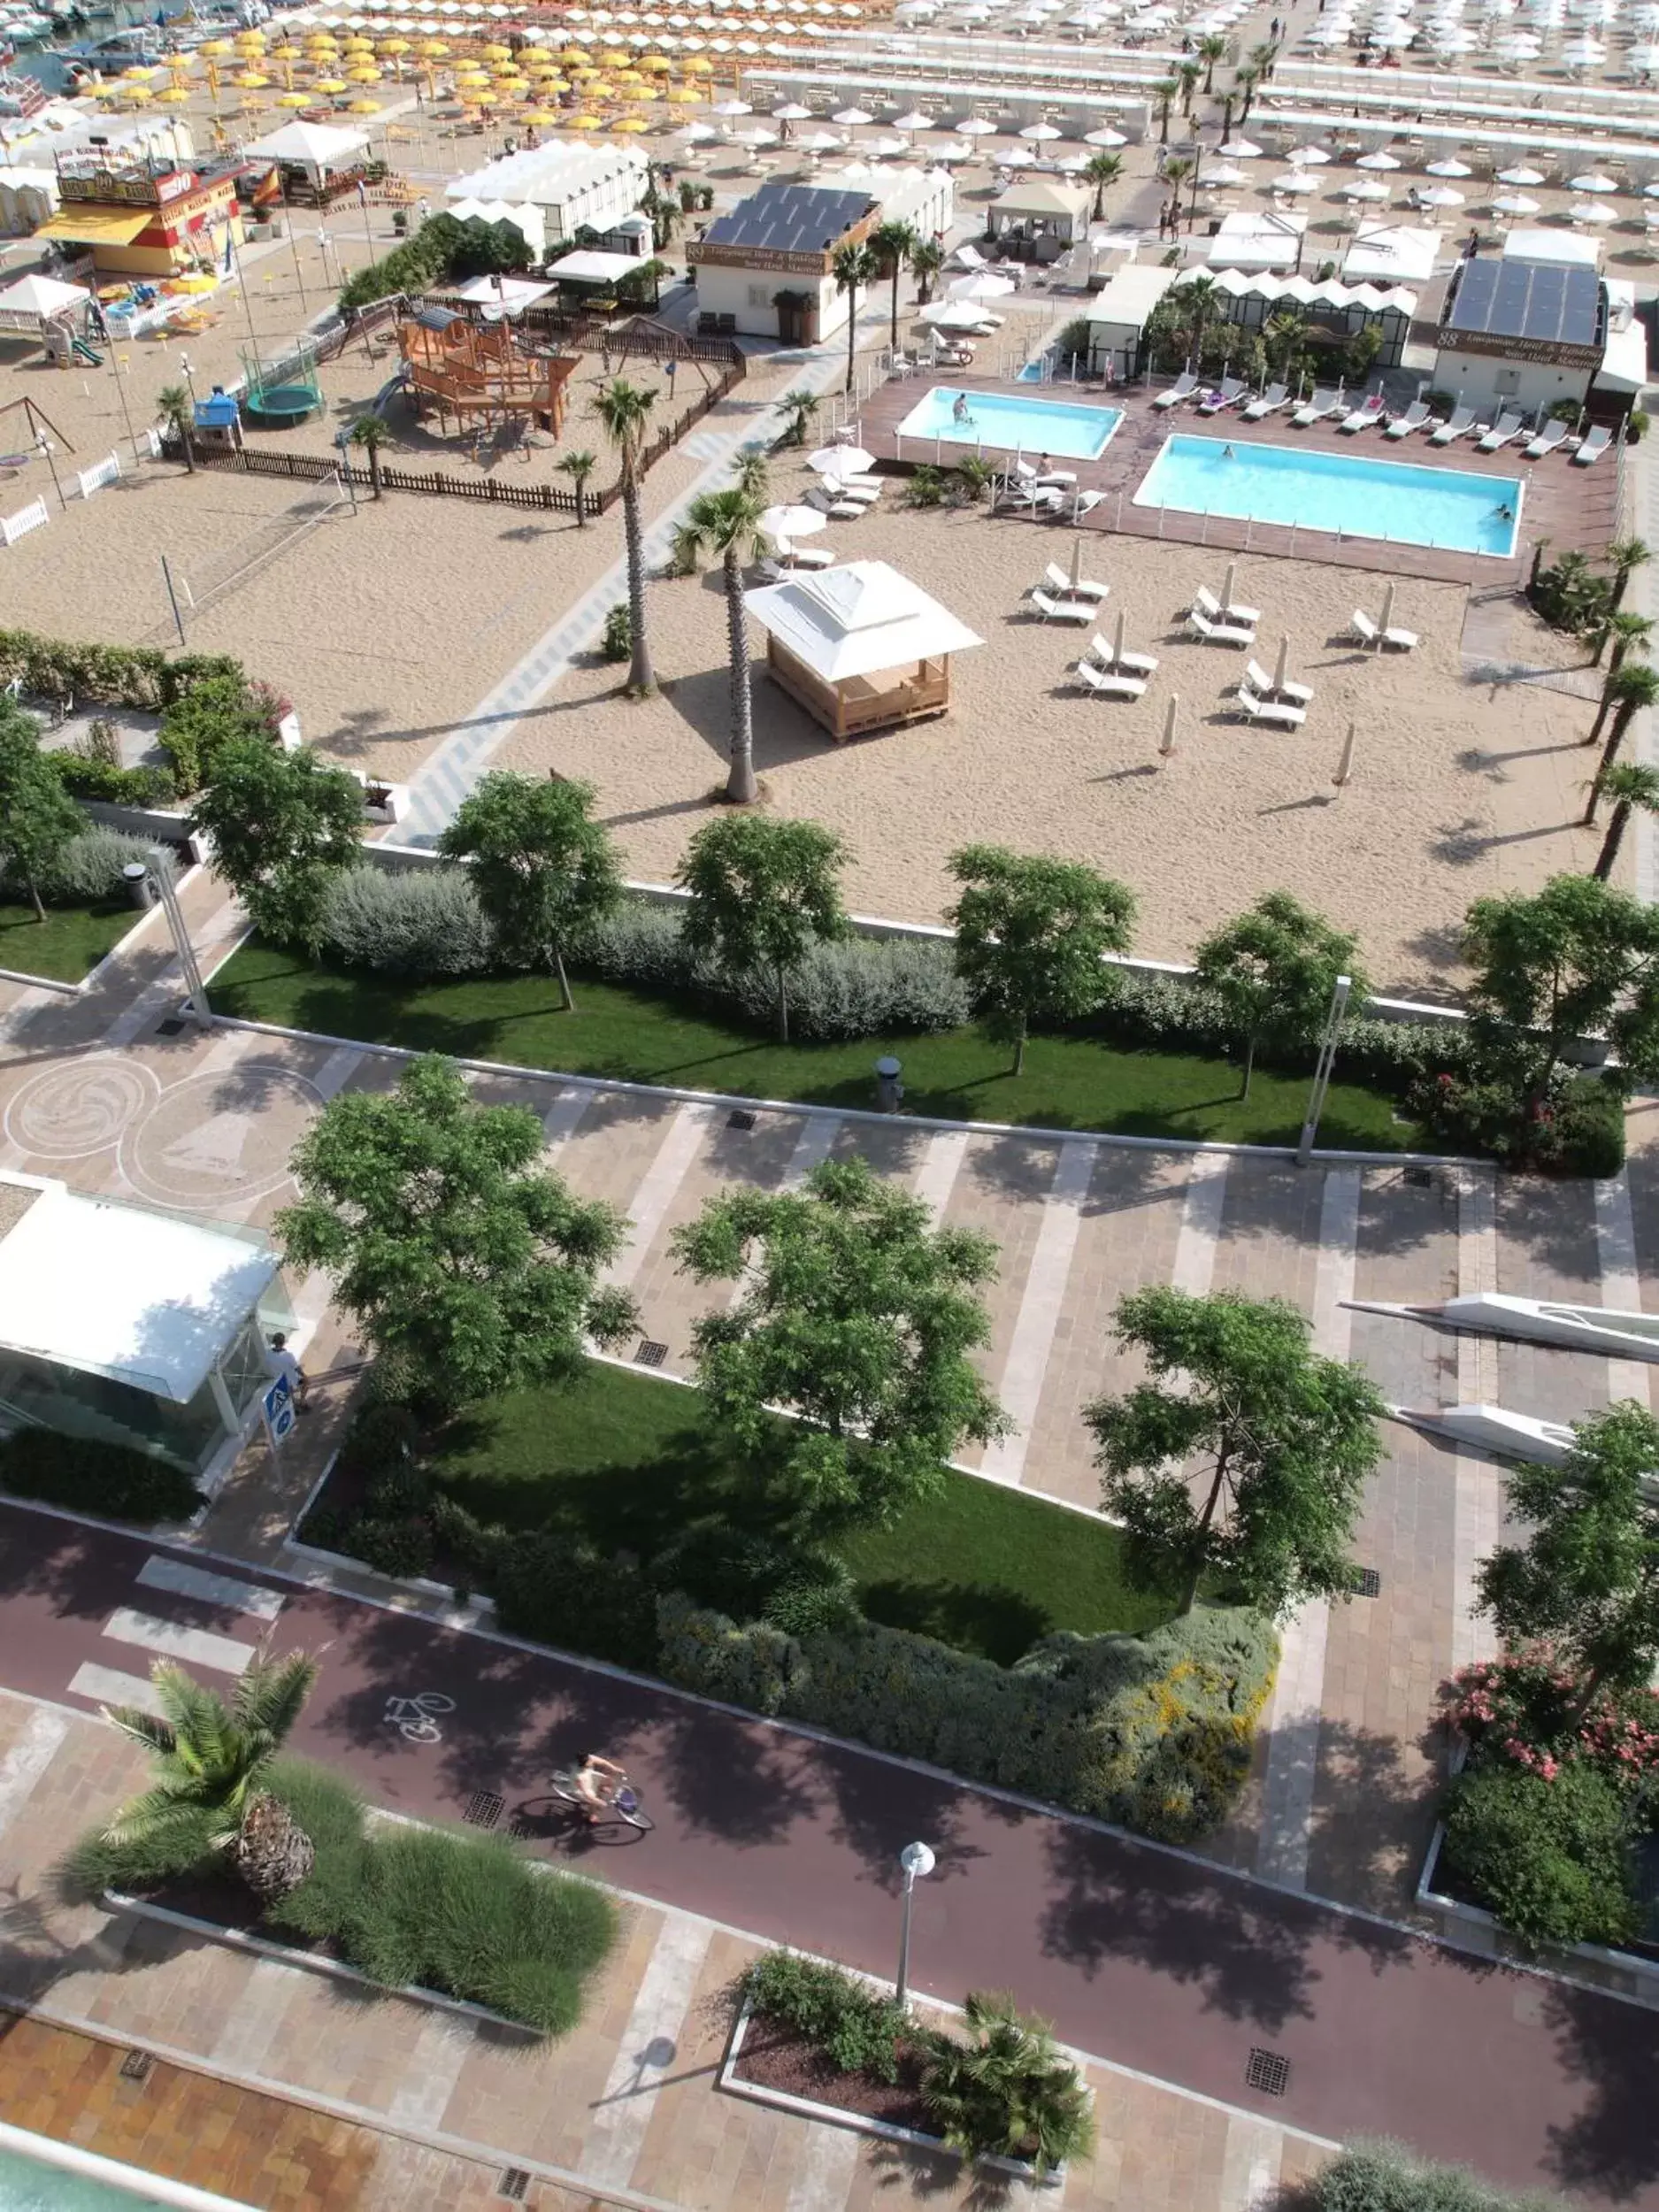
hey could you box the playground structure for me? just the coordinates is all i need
[396,308,576,440]
[240,336,322,432]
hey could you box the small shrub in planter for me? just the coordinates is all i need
[349,1513,435,1580]
[905,465,949,509]
[601,603,634,663]
[919,1991,1094,2177]
[0,1431,202,1525]
[1442,1760,1637,1952]
[743,1951,907,2082]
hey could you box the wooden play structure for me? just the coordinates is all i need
[396,309,577,438]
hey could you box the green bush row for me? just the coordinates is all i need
[69,1756,617,2037]
[0,827,164,907]
[0,1429,202,1525]
[742,1949,910,2082]
[0,629,242,712]
[45,754,178,808]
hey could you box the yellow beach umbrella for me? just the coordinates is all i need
[314,74,348,90]
[580,78,612,96]
[157,84,194,102]
[480,38,511,55]
[380,36,410,53]
[121,61,160,78]
[569,111,602,127]
[349,65,380,81]
[681,53,712,71]
[276,89,311,105]
[561,43,588,61]
[119,82,155,100]
[641,51,673,68]
[611,112,648,129]
[200,37,235,55]
[600,43,628,61]
[665,83,700,99]
[234,71,268,88]
[455,63,488,79]
[419,38,449,54]
[349,96,381,111]
[521,105,558,123]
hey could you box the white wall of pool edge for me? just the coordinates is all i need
[0,2122,256,2212]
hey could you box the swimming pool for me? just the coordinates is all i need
[0,2124,250,2211]
[1133,434,1522,558]
[895,387,1123,462]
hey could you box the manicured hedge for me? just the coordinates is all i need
[0,1430,202,1525]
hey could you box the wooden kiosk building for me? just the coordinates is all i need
[744,560,982,741]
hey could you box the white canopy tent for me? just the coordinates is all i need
[0,271,91,335]
[449,272,557,315]
[445,196,549,260]
[242,119,370,185]
[549,247,652,282]
[744,560,982,739]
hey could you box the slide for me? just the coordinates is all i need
[368,368,407,419]
[70,334,103,365]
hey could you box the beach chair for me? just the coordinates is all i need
[1385,400,1431,439]
[824,480,881,503]
[1032,588,1094,624]
[1242,381,1290,420]
[1091,632,1159,676]
[1338,392,1386,433]
[1077,661,1148,700]
[1154,371,1199,411]
[1429,405,1477,444]
[1197,376,1248,415]
[1237,684,1307,729]
[1017,458,1079,488]
[1194,583,1263,626]
[1071,490,1104,522]
[1188,608,1256,649]
[1246,658,1313,705]
[786,545,837,569]
[1291,386,1342,426]
[1525,419,1571,457]
[1572,424,1612,465]
[1349,609,1419,650]
[810,492,869,520]
[1477,410,1525,451]
[1045,561,1108,602]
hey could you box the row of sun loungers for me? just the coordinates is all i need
[1156,377,1611,461]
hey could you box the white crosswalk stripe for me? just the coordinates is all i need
[136,1556,285,1622]
[68,1662,168,1717]
[102,1607,257,1677]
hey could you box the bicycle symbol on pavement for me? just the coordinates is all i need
[384,1692,455,1744]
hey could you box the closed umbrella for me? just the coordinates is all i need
[1334,720,1357,789]
[1111,606,1125,664]
[758,503,827,542]
[807,443,874,473]
[1380,582,1396,633]
[1160,694,1179,760]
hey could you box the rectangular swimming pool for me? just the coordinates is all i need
[1133,434,1523,558]
[895,386,1123,462]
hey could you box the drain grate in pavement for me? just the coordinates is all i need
[153,1017,187,1038]
[119,2049,154,2085]
[1351,1566,1382,1599]
[727,1109,758,1131]
[634,1339,668,1369]
[497,2170,531,2202]
[463,1791,503,1830]
[1246,2048,1291,2098]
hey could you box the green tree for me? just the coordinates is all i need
[1234,61,1259,119]
[920,1993,1095,2179]
[0,703,81,923]
[1154,75,1178,141]
[871,217,918,353]
[189,739,363,953]
[1478,1402,1659,1711]
[1607,534,1650,612]
[102,1647,319,1901]
[275,1054,636,1415]
[777,388,819,447]
[156,380,195,472]
[1592,762,1659,881]
[347,412,386,498]
[1176,58,1202,111]
[1444,1760,1636,1954]
[1463,873,1659,1116]
[1197,30,1228,89]
[679,485,771,804]
[437,771,621,1011]
[1584,661,1659,811]
[947,844,1134,1077]
[833,241,879,395]
[557,445,597,526]
[677,813,849,1038]
[1162,157,1193,232]
[1086,1286,1386,1616]
[672,1154,1007,1528]
[1084,150,1122,221]
[1193,891,1364,1101]
[909,235,944,304]
[1591,606,1653,670]
[1263,311,1308,381]
[158,671,276,794]
[594,377,659,697]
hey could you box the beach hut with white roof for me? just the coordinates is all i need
[744,559,983,741]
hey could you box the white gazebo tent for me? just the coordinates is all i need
[743,559,983,740]
[0,271,91,338]
[242,119,371,193]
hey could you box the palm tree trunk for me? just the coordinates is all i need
[1610,634,1631,678]
[574,480,586,526]
[723,549,757,804]
[1594,803,1630,879]
[1093,181,1105,219]
[1586,703,1638,819]
[554,948,573,1012]
[1612,570,1631,613]
[180,425,196,475]
[622,465,656,698]
[845,284,858,392]
[368,446,382,501]
[1159,99,1171,142]
[1586,682,1616,745]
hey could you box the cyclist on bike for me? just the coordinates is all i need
[572,1751,628,1825]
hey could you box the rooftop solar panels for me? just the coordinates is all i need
[1443,256,1601,350]
[700,184,875,256]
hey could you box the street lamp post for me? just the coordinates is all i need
[894,1840,934,2008]
[1296,970,1352,1167]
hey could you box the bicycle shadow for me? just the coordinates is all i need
[508,1790,652,1855]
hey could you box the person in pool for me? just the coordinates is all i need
[1495,502,1514,520]
[1222,442,1236,458]
[952,393,971,425]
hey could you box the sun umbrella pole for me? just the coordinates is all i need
[1334,719,1356,790]
[1160,693,1178,762]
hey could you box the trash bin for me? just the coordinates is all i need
[122,862,155,910]
[874,1056,904,1113]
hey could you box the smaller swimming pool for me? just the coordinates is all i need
[1134,434,1522,558]
[895,387,1123,461]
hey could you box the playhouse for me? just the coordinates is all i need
[396,305,576,437]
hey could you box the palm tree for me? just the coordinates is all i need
[870,217,918,352]
[1592,762,1659,877]
[778,388,819,447]
[594,377,659,697]
[833,241,879,395]
[1234,61,1260,119]
[102,1647,320,1902]
[157,382,195,473]
[1585,661,1659,816]
[1154,76,1178,142]
[1586,653,1659,746]
[1608,534,1651,611]
[1264,311,1307,381]
[1163,157,1193,232]
[680,485,769,804]
[909,235,945,305]
[1219,92,1237,142]
[1176,58,1202,111]
[1603,610,1655,675]
[733,446,770,502]
[1197,30,1228,89]
[347,412,386,499]
[1084,150,1123,221]
[920,1993,1095,2180]
[557,446,596,526]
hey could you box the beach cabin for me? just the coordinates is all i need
[745,559,983,741]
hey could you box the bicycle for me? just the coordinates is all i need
[548,1768,655,1834]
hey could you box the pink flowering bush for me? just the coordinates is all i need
[1438,1646,1659,1797]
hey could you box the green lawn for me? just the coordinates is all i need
[424,1360,1168,1665]
[0,897,136,984]
[211,940,1417,1152]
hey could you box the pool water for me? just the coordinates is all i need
[0,2144,169,2210]
[895,387,1123,461]
[1134,434,1523,558]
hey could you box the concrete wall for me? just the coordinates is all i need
[1432,345,1592,418]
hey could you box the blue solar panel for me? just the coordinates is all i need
[1444,256,1601,349]
[700,184,875,256]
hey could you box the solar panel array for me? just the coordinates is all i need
[1444,256,1601,348]
[700,184,876,255]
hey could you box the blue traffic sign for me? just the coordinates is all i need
[263,1371,296,1445]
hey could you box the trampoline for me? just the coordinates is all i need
[240,339,322,432]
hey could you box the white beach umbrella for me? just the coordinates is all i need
[891,106,933,127]
[1204,163,1247,184]
[1357,149,1402,168]
[807,443,875,473]
[1496,163,1545,182]
[795,128,844,149]
[1288,144,1331,165]
[1419,182,1466,204]
[1021,119,1063,139]
[1083,125,1127,145]
[1491,190,1540,211]
[758,503,827,542]
[869,134,913,155]
[1568,200,1616,221]
[1425,156,1472,174]
[772,98,812,116]
[923,299,997,326]
[1226,135,1264,157]
[832,104,873,122]
[1569,170,1619,191]
[712,94,752,111]
[1272,171,1317,192]
[1344,177,1392,198]
[956,114,998,134]
[949,271,1018,299]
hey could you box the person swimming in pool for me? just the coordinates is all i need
[1222,443,1236,458]
[952,392,971,425]
[1495,502,1514,520]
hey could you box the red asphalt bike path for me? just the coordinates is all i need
[0,1498,1655,2206]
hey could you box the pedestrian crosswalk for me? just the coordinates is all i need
[65,1553,288,1720]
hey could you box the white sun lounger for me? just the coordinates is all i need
[1242,382,1289,420]
[1194,583,1263,627]
[1572,424,1612,465]
[1077,661,1148,700]
[1246,658,1313,705]
[1154,371,1199,411]
[785,544,837,569]
[1429,405,1476,444]
[1525,419,1571,457]
[1238,683,1306,729]
[824,480,881,503]
[1385,401,1430,439]
[1349,609,1419,650]
[1291,387,1342,426]
[1018,458,1079,488]
[1477,410,1525,451]
[1045,561,1108,601]
[811,494,869,520]
[1188,608,1256,649]
[1197,377,1248,416]
[1090,632,1158,676]
[1032,588,1093,624]
[1338,393,1386,433]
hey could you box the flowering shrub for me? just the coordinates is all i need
[1439,1647,1659,1795]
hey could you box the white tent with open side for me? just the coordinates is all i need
[0,271,91,335]
[744,558,983,741]
[242,119,371,185]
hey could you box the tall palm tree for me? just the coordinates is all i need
[1084,151,1123,221]
[1234,61,1260,119]
[1218,92,1237,142]
[909,236,945,305]
[347,412,387,499]
[1154,76,1178,142]
[1592,762,1659,878]
[833,241,879,395]
[157,382,195,474]
[594,377,659,698]
[680,484,769,804]
[1608,534,1651,611]
[557,446,596,526]
[102,1647,320,1902]
[1603,610,1655,675]
[1197,31,1228,89]
[1163,157,1193,232]
[1585,662,1659,816]
[1586,654,1659,748]
[870,217,918,352]
[777,388,819,447]
[1176,58,1202,111]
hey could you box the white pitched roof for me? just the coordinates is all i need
[0,272,90,321]
[744,559,983,682]
[242,119,369,167]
